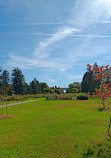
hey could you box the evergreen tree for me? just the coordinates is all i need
[2,70,9,83]
[7,84,15,96]
[23,83,32,94]
[81,71,93,94]
[0,67,2,81]
[12,67,25,94]
[81,63,100,94]
[30,78,40,94]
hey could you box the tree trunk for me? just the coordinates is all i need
[1,102,3,117]
[6,101,8,117]
[108,116,111,135]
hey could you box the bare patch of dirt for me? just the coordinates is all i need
[83,123,91,126]
[93,120,107,126]
[0,115,14,120]
[93,120,105,124]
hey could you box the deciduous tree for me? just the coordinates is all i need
[87,64,111,134]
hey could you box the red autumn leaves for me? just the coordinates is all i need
[87,64,111,109]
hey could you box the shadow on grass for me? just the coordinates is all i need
[83,138,111,158]
[83,148,94,157]
[98,107,105,112]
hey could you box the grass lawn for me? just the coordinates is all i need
[0,99,111,158]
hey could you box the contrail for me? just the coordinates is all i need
[0,32,111,38]
[0,20,111,26]
[0,23,66,26]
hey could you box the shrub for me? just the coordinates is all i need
[76,93,88,100]
[27,94,49,98]
[46,93,77,100]
[0,94,51,102]
[46,94,59,100]
[7,95,28,101]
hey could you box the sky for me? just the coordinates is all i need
[1,0,111,87]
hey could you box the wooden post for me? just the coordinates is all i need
[1,101,3,117]
[6,100,8,117]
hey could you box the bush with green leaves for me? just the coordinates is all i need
[6,95,28,101]
[46,93,77,100]
[0,94,50,102]
[76,93,88,100]
[46,94,59,100]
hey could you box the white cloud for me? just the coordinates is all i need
[8,0,111,75]
[68,75,83,80]
[8,26,80,71]
[95,0,111,16]
[49,79,56,83]
[70,0,111,28]
[9,54,71,72]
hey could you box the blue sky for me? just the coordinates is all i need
[1,0,111,87]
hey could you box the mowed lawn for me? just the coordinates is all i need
[0,99,111,158]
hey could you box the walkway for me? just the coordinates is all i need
[0,100,39,107]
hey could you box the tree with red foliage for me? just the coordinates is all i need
[87,64,111,135]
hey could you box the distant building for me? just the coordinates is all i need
[60,88,68,93]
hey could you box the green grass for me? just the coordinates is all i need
[0,100,111,158]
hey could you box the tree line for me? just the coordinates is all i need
[0,63,102,96]
[0,67,63,95]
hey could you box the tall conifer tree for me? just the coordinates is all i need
[12,67,25,94]
[81,63,100,94]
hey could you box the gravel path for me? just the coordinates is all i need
[0,100,39,107]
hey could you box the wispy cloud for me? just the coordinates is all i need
[95,0,111,16]
[49,79,56,83]
[68,75,83,80]
[8,54,71,72]
[34,27,80,57]
[9,26,80,71]
[8,0,111,79]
